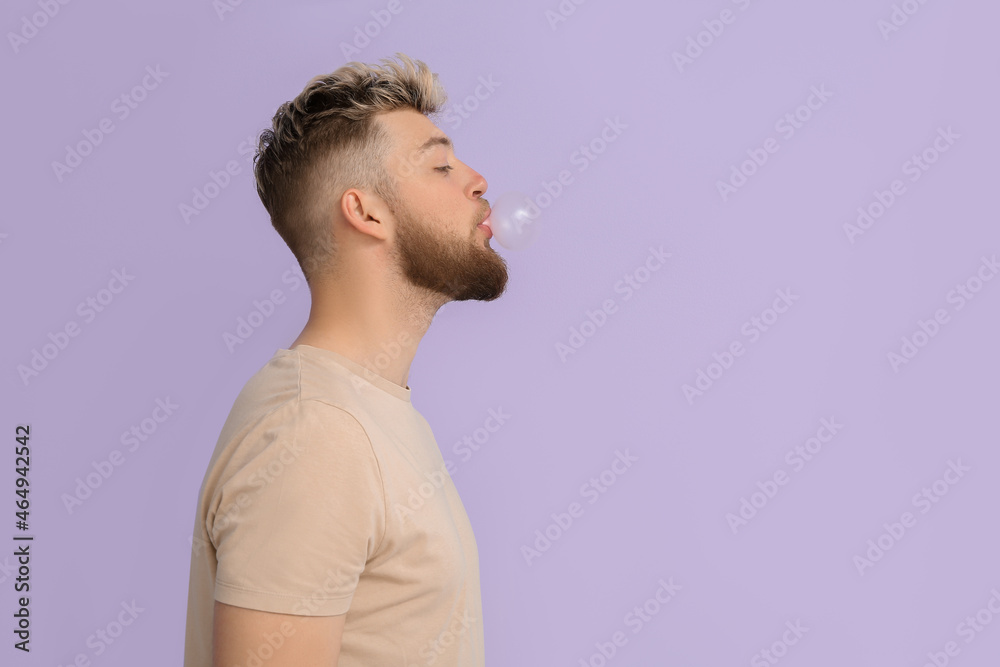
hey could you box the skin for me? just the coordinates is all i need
[213,602,345,666]
[212,107,508,667]
[289,106,509,389]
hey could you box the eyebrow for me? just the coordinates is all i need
[416,135,453,154]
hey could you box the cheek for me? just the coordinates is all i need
[399,179,465,226]
[392,181,430,214]
[414,188,452,219]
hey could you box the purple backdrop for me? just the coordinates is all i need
[4,0,1000,665]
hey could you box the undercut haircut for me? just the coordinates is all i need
[253,52,447,286]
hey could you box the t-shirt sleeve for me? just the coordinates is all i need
[209,399,385,616]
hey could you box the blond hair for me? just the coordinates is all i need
[253,53,447,285]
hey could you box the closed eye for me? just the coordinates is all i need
[436,165,454,173]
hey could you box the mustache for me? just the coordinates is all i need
[475,200,491,227]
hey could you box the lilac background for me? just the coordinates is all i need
[3,0,1000,664]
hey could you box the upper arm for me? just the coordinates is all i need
[210,401,384,617]
[213,600,346,667]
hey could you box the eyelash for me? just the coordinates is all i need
[436,165,454,173]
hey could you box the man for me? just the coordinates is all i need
[183,53,508,666]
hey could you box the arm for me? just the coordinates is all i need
[209,401,381,666]
[213,600,346,667]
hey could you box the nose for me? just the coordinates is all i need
[467,164,488,199]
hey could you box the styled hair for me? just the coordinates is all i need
[253,53,447,286]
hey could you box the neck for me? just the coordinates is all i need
[289,269,444,390]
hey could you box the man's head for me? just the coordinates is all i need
[253,53,508,304]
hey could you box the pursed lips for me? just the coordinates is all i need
[476,206,492,228]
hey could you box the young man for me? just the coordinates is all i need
[183,53,507,666]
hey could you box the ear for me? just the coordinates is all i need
[340,188,390,241]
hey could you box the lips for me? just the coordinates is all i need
[477,219,493,238]
[477,207,493,238]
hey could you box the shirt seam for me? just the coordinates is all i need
[293,349,389,559]
[291,344,411,403]
[216,577,353,602]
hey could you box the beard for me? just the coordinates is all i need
[390,199,509,303]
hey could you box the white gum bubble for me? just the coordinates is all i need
[490,191,541,251]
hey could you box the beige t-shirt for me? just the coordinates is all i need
[183,345,485,666]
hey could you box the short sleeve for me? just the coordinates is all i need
[209,399,385,616]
